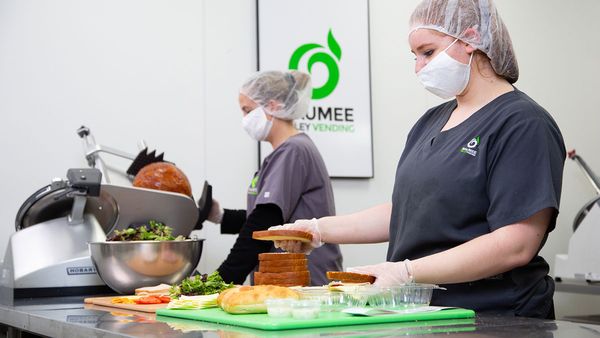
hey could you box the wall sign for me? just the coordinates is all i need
[257,0,373,178]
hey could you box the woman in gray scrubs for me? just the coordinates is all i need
[272,0,565,319]
[206,70,343,286]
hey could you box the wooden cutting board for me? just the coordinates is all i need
[84,296,168,313]
[84,303,157,320]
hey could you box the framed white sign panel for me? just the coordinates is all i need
[257,0,373,178]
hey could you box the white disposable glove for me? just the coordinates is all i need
[347,259,414,287]
[269,218,323,254]
[207,199,224,224]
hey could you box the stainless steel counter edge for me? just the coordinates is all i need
[1,306,130,338]
[2,297,600,338]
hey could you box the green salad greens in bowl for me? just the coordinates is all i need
[107,220,186,241]
[89,220,203,294]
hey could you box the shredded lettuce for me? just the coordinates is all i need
[166,294,219,309]
[108,220,185,241]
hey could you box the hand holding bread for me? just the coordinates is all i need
[326,271,376,284]
[347,259,414,287]
[268,218,323,254]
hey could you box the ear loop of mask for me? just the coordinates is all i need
[444,38,460,51]
[445,38,474,66]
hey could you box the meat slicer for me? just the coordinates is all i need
[555,150,600,283]
[0,127,202,300]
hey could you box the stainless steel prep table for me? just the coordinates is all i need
[2,295,600,338]
[555,278,600,295]
[555,278,600,325]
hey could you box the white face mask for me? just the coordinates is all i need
[417,38,473,99]
[242,106,273,141]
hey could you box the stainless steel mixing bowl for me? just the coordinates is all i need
[89,239,203,294]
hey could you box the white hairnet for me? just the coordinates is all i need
[409,0,519,83]
[240,70,312,120]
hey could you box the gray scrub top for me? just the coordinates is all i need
[388,88,565,318]
[247,133,343,285]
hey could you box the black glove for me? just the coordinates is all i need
[195,180,213,230]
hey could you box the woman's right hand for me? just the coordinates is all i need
[269,218,323,254]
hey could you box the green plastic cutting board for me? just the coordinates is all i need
[158,315,476,337]
[156,307,475,331]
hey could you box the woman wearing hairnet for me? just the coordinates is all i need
[205,70,343,286]
[271,0,565,318]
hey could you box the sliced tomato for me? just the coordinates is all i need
[134,296,162,304]
[159,295,171,303]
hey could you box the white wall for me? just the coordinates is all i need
[195,0,258,275]
[0,0,209,231]
[1,0,599,318]
[495,0,600,317]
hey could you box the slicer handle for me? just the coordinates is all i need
[569,149,600,195]
[67,168,103,197]
[76,125,90,138]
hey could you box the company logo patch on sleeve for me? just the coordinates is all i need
[248,174,259,195]
[264,192,271,198]
[459,136,480,157]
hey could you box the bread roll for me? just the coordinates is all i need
[216,287,238,308]
[218,285,299,314]
[258,253,306,261]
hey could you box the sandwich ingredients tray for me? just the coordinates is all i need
[156,307,475,331]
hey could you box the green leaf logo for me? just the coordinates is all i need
[289,29,342,100]
[467,136,480,149]
[250,175,259,189]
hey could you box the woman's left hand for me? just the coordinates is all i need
[348,260,414,287]
[269,218,323,254]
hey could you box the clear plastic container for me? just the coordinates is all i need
[298,288,348,312]
[368,284,439,309]
[291,299,321,319]
[343,286,380,308]
[264,298,293,318]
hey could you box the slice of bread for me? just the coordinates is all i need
[259,259,308,268]
[258,252,306,261]
[254,271,311,287]
[258,264,308,273]
[326,271,376,284]
[252,230,313,243]
[254,275,310,287]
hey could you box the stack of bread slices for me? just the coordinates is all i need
[254,253,310,287]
